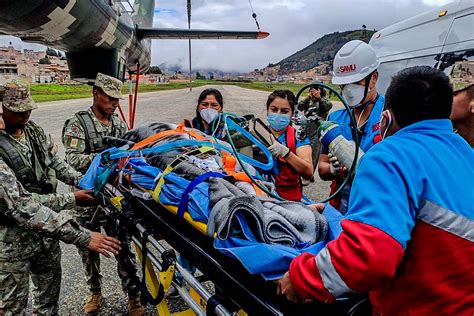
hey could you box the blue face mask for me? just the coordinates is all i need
[267,112,291,131]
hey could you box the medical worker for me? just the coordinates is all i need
[318,40,384,214]
[278,66,474,315]
[265,90,313,201]
[182,88,226,139]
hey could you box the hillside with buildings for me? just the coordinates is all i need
[247,28,376,83]
[0,44,71,83]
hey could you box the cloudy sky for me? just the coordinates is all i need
[0,0,453,72]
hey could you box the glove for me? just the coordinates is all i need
[268,142,291,158]
[318,120,340,136]
[328,153,341,176]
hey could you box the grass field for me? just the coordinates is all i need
[30,80,342,103]
[218,81,341,100]
[30,82,207,102]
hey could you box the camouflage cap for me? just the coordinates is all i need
[449,60,473,92]
[94,73,124,99]
[0,78,37,112]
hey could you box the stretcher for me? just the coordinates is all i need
[99,183,369,316]
[89,85,368,315]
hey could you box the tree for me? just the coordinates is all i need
[147,66,162,74]
[195,72,206,80]
[39,56,51,64]
[46,47,59,57]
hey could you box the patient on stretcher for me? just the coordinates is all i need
[81,121,342,279]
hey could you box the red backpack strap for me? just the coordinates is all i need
[285,125,297,153]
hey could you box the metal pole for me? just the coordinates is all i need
[187,0,192,92]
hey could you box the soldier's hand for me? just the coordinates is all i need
[74,190,99,207]
[87,232,121,257]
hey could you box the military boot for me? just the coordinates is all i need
[84,291,102,314]
[128,295,144,316]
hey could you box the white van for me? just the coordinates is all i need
[369,0,473,94]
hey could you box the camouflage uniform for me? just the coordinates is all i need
[0,79,82,315]
[297,96,333,120]
[297,96,333,171]
[0,158,91,315]
[62,73,138,297]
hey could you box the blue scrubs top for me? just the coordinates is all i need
[328,95,385,152]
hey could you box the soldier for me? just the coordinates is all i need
[0,157,121,315]
[297,85,333,120]
[0,78,92,315]
[451,83,473,147]
[297,85,333,180]
[62,73,143,315]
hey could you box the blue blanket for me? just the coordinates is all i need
[214,205,343,280]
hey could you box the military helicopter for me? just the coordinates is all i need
[0,0,268,81]
[0,0,268,127]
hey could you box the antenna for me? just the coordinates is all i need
[248,0,261,31]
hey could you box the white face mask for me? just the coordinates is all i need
[342,84,368,108]
[200,108,219,124]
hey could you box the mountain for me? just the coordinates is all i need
[158,62,233,77]
[273,29,376,75]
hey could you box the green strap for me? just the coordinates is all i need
[75,111,105,153]
[0,136,35,186]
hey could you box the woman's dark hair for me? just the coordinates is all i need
[385,66,453,128]
[310,86,327,98]
[195,88,223,118]
[266,90,296,113]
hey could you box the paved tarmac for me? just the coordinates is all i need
[30,85,331,314]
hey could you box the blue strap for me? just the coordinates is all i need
[176,172,226,218]
[224,116,274,171]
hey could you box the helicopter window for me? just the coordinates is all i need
[446,13,474,45]
[405,55,439,68]
[376,59,408,95]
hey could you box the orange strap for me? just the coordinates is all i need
[222,153,264,196]
[131,122,206,150]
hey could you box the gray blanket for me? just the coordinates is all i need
[207,177,328,247]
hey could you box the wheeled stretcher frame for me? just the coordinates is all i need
[98,183,368,316]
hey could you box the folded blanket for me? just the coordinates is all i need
[207,178,328,247]
[214,204,342,280]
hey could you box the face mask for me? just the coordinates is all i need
[342,84,368,108]
[379,110,392,140]
[267,112,291,131]
[200,108,219,124]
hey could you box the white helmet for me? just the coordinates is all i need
[332,40,380,85]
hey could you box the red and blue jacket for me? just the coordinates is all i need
[290,119,474,315]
